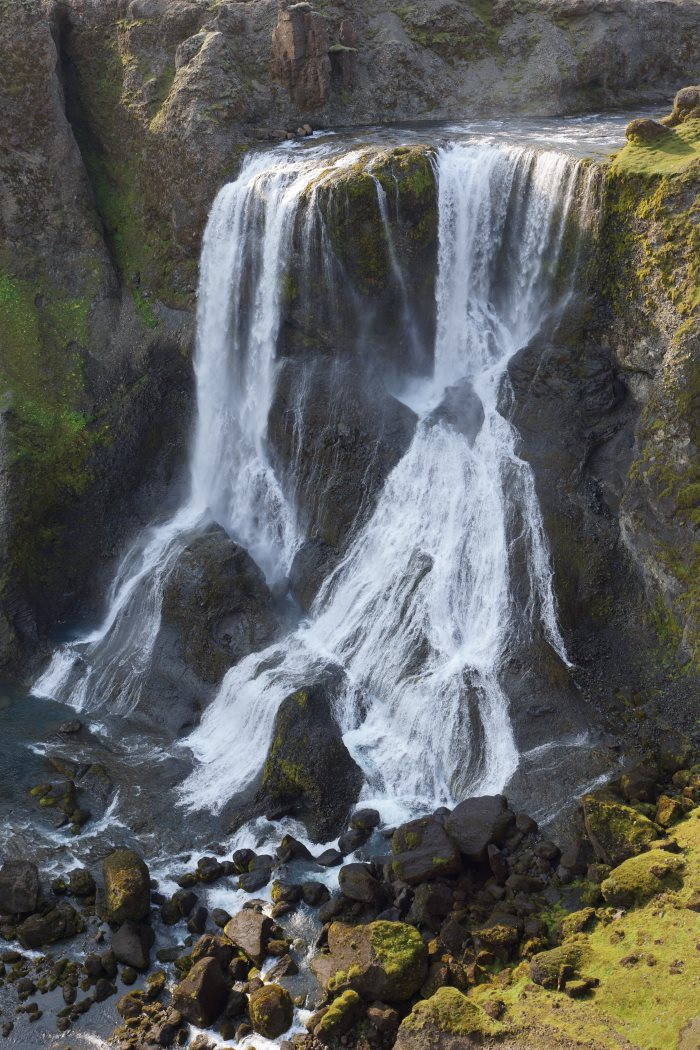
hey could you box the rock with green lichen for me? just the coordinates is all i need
[560,907,597,938]
[101,849,150,925]
[249,676,363,842]
[600,849,685,907]
[314,989,364,1042]
[529,934,590,989]
[390,815,461,885]
[311,920,428,1003]
[582,796,660,866]
[248,983,293,1040]
[394,986,501,1048]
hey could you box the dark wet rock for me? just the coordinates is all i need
[231,849,256,875]
[267,954,299,981]
[338,826,372,854]
[224,910,273,965]
[211,908,231,928]
[254,675,363,842]
[312,920,428,1003]
[268,357,417,551]
[172,956,229,1026]
[427,377,485,445]
[289,538,339,612]
[190,934,235,970]
[407,883,453,931]
[141,524,279,733]
[172,888,198,917]
[271,880,303,907]
[68,868,96,897]
[78,763,114,805]
[111,921,154,970]
[444,795,515,862]
[187,904,209,934]
[249,982,294,1039]
[351,808,381,832]
[101,849,150,924]
[0,861,39,915]
[317,848,343,867]
[17,904,84,949]
[277,835,313,864]
[390,816,461,884]
[302,880,331,907]
[339,863,383,904]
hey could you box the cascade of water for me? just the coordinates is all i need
[179,142,596,818]
[32,148,335,714]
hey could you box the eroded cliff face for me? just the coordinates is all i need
[0,0,698,687]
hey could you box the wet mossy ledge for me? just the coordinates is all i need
[593,93,700,671]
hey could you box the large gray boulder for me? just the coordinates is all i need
[444,796,515,863]
[0,860,39,915]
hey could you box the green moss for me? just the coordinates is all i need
[582,796,660,867]
[600,849,685,907]
[530,935,590,989]
[316,989,362,1036]
[402,986,500,1037]
[370,921,425,979]
[611,118,700,177]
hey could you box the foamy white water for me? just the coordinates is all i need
[179,142,596,817]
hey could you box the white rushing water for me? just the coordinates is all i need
[35,132,596,822]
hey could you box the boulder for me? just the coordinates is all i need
[257,676,363,841]
[68,867,96,897]
[625,118,668,143]
[172,956,229,1027]
[600,850,684,908]
[339,863,383,904]
[530,935,589,989]
[394,987,500,1048]
[101,849,150,925]
[0,860,39,915]
[248,983,294,1039]
[223,910,273,965]
[141,524,279,732]
[111,921,155,970]
[189,934,235,970]
[390,816,461,884]
[581,796,659,866]
[315,988,364,1042]
[444,795,515,862]
[427,378,485,445]
[16,904,84,949]
[311,920,427,1003]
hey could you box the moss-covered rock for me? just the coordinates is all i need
[582,796,659,866]
[315,989,363,1042]
[394,987,501,1049]
[311,920,428,1003]
[530,934,590,989]
[254,677,363,842]
[248,983,293,1039]
[600,849,685,907]
[101,849,150,925]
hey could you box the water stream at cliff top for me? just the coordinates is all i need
[34,124,599,825]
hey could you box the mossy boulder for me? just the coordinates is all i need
[530,934,590,989]
[248,983,293,1039]
[600,849,685,907]
[256,676,363,841]
[394,986,501,1049]
[582,796,659,866]
[311,920,428,1003]
[315,988,364,1042]
[391,815,461,884]
[560,907,597,938]
[101,849,150,924]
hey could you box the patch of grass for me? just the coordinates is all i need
[611,118,700,177]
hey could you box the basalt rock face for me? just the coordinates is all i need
[2,0,698,679]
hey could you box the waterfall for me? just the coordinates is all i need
[34,132,596,822]
[178,142,596,818]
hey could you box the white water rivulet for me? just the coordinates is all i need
[35,134,597,822]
